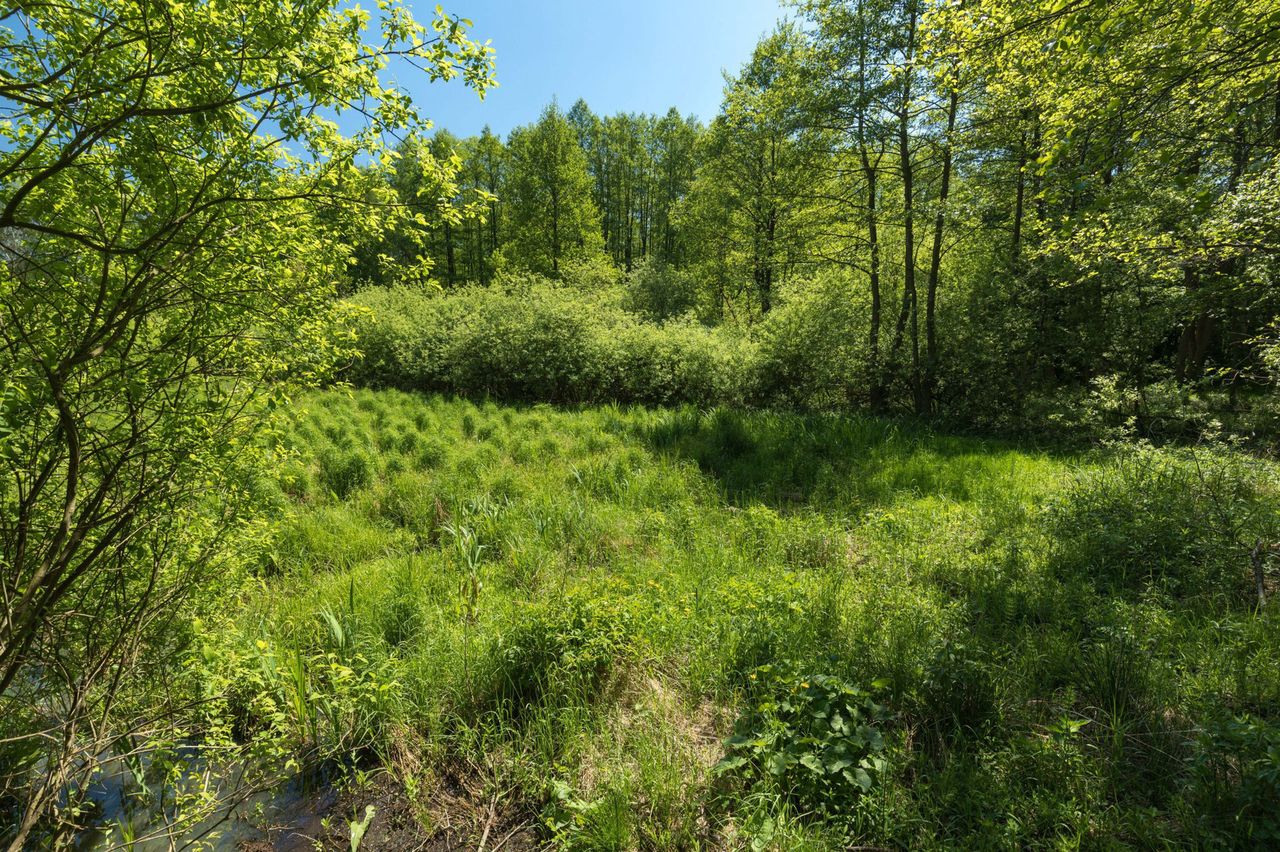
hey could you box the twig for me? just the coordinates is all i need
[490,822,530,852]
[1252,538,1269,606]
[475,792,497,852]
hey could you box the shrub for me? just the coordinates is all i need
[557,253,626,292]
[1044,445,1280,600]
[445,284,609,401]
[715,665,891,818]
[344,280,750,406]
[1187,714,1280,846]
[624,259,699,321]
[750,271,868,409]
[604,318,744,406]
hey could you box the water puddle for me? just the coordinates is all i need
[75,754,338,851]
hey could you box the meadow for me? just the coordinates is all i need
[192,388,1280,850]
[8,4,1280,849]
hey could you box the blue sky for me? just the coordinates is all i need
[388,0,787,138]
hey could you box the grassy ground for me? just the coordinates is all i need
[202,388,1280,850]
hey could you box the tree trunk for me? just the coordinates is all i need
[854,4,885,411]
[443,219,456,285]
[623,176,633,271]
[922,87,958,414]
[893,4,920,411]
[1032,117,1045,222]
[1012,128,1026,262]
[863,148,884,410]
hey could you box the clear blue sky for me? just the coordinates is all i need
[389,0,787,138]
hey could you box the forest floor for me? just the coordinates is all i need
[209,389,1279,850]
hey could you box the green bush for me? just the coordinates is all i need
[750,271,869,409]
[715,665,891,818]
[344,281,749,406]
[1187,714,1280,846]
[623,259,699,321]
[1044,445,1280,600]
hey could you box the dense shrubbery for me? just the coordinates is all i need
[343,269,881,413]
[1046,445,1280,601]
[1188,714,1280,845]
[749,272,870,408]
[346,280,747,406]
[342,274,1280,448]
[622,259,701,321]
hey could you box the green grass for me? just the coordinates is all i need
[201,388,1280,849]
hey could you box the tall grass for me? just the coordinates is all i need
[195,388,1280,849]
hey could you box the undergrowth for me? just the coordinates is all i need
[191,389,1280,849]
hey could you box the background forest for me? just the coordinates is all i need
[345,0,1280,441]
[2,1,1280,850]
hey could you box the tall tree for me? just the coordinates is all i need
[938,0,1280,405]
[797,0,966,413]
[682,26,819,321]
[651,108,703,266]
[570,102,702,271]
[0,2,492,845]
[796,0,895,407]
[501,103,603,276]
[462,127,507,283]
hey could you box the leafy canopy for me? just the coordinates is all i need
[0,0,493,844]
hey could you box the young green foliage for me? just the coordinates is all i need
[0,2,492,846]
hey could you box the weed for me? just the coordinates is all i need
[716,666,891,821]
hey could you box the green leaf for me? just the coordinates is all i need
[799,753,824,774]
[713,755,749,775]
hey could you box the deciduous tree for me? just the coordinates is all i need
[0,2,492,845]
